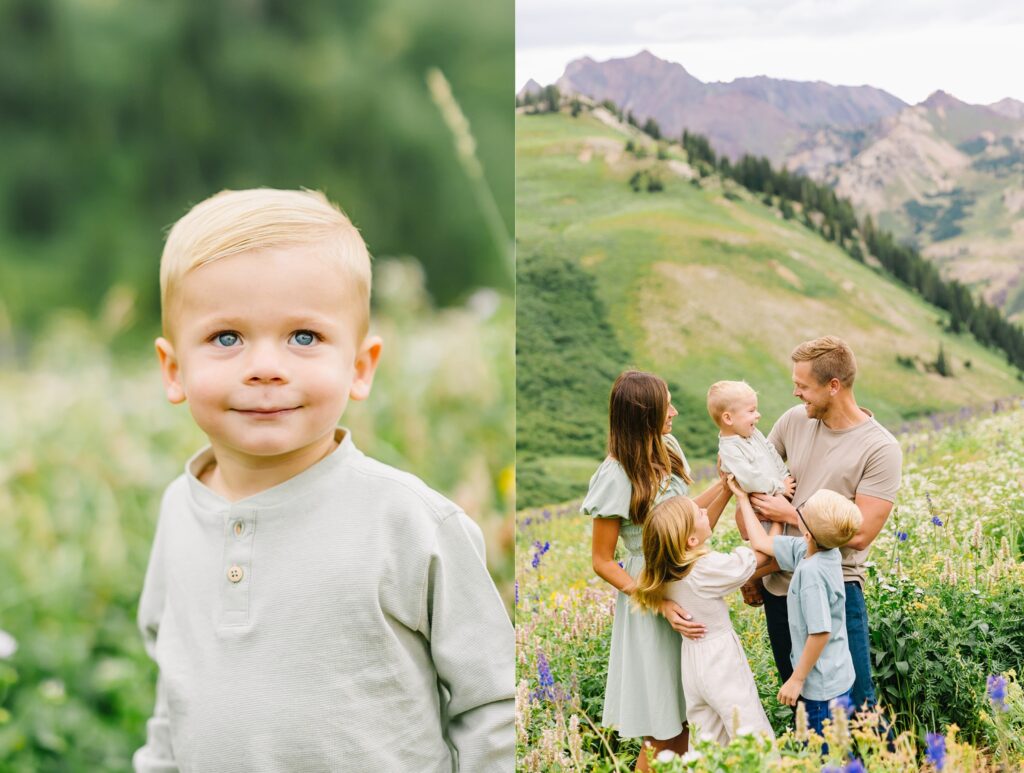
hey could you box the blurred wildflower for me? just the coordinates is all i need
[971,520,983,550]
[895,530,908,542]
[531,540,551,569]
[831,693,854,717]
[655,749,676,762]
[925,731,946,770]
[843,761,866,773]
[987,674,1008,712]
[0,629,17,659]
[795,700,809,741]
[931,515,943,526]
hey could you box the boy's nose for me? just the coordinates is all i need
[243,342,289,383]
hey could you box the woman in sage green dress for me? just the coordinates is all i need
[584,370,733,770]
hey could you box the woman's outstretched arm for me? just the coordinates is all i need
[693,477,732,531]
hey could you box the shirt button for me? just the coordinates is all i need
[227,565,244,583]
[233,520,244,537]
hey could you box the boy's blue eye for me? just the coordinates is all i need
[214,332,240,347]
[291,330,318,346]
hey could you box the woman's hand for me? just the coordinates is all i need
[659,599,707,640]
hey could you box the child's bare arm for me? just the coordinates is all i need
[768,521,783,537]
[777,631,829,706]
[728,477,774,556]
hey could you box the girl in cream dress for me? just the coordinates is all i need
[584,371,733,769]
[634,495,776,745]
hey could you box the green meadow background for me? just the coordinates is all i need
[0,2,513,769]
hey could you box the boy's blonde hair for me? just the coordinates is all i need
[706,380,756,428]
[801,489,862,550]
[160,188,371,339]
[791,336,857,388]
[633,496,710,612]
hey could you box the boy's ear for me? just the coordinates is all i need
[721,410,733,427]
[349,335,383,402]
[155,337,187,405]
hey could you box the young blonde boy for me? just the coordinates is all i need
[708,381,793,537]
[709,381,792,498]
[134,188,514,772]
[731,482,861,741]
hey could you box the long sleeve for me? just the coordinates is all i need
[133,499,178,773]
[719,438,780,495]
[425,511,514,772]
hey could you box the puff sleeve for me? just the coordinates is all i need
[688,547,758,599]
[581,459,632,520]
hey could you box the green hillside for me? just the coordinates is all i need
[516,108,1023,507]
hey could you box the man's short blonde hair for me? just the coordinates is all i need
[706,380,756,428]
[160,188,371,339]
[791,336,857,388]
[801,489,862,550]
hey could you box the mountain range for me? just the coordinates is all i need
[545,51,1024,321]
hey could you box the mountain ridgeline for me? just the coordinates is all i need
[547,52,1024,323]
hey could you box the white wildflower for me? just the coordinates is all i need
[0,629,17,659]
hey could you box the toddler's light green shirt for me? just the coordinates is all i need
[133,428,514,772]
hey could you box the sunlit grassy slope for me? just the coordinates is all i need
[516,109,1022,506]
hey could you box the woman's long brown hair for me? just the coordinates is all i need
[608,370,692,525]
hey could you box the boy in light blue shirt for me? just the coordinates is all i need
[730,482,862,738]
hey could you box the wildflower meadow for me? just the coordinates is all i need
[0,263,513,771]
[515,401,1024,771]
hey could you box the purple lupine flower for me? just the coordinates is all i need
[925,732,945,770]
[895,530,908,542]
[821,766,842,773]
[843,761,866,773]
[987,674,1008,712]
[514,581,519,606]
[537,651,554,688]
[931,516,943,527]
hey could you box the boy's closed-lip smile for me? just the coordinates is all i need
[233,406,301,417]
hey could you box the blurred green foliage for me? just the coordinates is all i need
[0,0,512,336]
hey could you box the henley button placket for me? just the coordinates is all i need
[220,507,256,626]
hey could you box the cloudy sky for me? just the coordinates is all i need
[517,0,1024,105]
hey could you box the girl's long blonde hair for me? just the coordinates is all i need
[633,496,710,612]
[608,370,692,525]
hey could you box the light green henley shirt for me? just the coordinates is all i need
[133,428,514,772]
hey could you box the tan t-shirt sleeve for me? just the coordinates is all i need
[766,409,790,460]
[856,441,902,502]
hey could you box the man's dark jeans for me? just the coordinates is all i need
[763,581,877,710]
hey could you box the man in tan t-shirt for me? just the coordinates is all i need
[744,336,902,711]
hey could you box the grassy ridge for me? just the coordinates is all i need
[515,109,1023,506]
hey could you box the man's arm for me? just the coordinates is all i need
[751,491,895,553]
[844,493,895,551]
